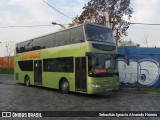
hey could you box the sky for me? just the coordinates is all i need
[0,0,160,56]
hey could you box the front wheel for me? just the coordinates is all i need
[60,79,69,94]
[24,76,30,86]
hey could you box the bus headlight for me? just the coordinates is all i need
[89,84,101,88]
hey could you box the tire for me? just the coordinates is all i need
[60,79,69,94]
[24,76,30,86]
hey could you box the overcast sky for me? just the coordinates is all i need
[0,0,160,56]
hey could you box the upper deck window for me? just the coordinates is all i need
[85,24,115,44]
[71,26,84,43]
[16,25,85,53]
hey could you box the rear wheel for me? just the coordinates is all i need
[24,76,30,86]
[60,79,69,94]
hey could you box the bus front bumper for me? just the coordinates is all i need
[87,77,119,94]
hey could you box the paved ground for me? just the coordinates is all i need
[0,74,160,120]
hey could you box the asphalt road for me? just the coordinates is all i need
[0,74,160,120]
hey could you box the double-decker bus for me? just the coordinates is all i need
[14,23,128,94]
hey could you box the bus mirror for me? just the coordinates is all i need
[122,56,130,66]
[126,58,130,66]
[115,54,130,66]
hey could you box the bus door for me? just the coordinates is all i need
[75,57,87,92]
[34,60,42,85]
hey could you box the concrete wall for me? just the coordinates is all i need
[118,46,160,88]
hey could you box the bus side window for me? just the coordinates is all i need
[32,38,43,50]
[17,42,27,53]
[25,40,33,52]
[71,26,85,44]
[55,30,70,46]
[43,35,54,49]
[49,34,56,47]
[20,47,25,53]
[43,57,73,73]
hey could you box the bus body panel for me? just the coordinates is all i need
[14,23,121,94]
[87,76,119,94]
[42,72,75,91]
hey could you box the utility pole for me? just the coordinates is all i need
[104,11,119,46]
[104,11,111,28]
[5,41,14,73]
[5,42,9,73]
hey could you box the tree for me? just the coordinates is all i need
[119,40,140,47]
[4,41,14,71]
[69,0,133,43]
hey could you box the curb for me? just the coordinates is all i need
[119,88,160,95]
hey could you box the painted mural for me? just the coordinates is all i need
[118,60,159,87]
[118,46,160,87]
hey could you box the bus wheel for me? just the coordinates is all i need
[24,76,30,86]
[60,79,69,94]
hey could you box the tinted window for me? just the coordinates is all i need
[43,34,55,48]
[18,60,33,71]
[88,54,117,77]
[55,30,70,46]
[85,24,115,43]
[32,38,43,50]
[25,40,33,52]
[16,43,24,53]
[43,57,73,72]
[16,25,85,53]
[71,26,85,43]
[16,40,33,53]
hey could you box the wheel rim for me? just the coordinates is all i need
[25,77,30,86]
[62,81,69,91]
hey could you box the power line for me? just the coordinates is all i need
[0,24,68,29]
[0,27,8,28]
[1,22,160,29]
[0,25,52,28]
[10,25,53,28]
[130,22,160,25]
[42,0,73,20]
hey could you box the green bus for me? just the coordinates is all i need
[14,23,128,94]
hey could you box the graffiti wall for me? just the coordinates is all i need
[118,46,160,88]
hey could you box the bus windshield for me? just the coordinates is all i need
[88,54,118,77]
[85,24,115,44]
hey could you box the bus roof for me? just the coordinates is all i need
[16,23,111,45]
